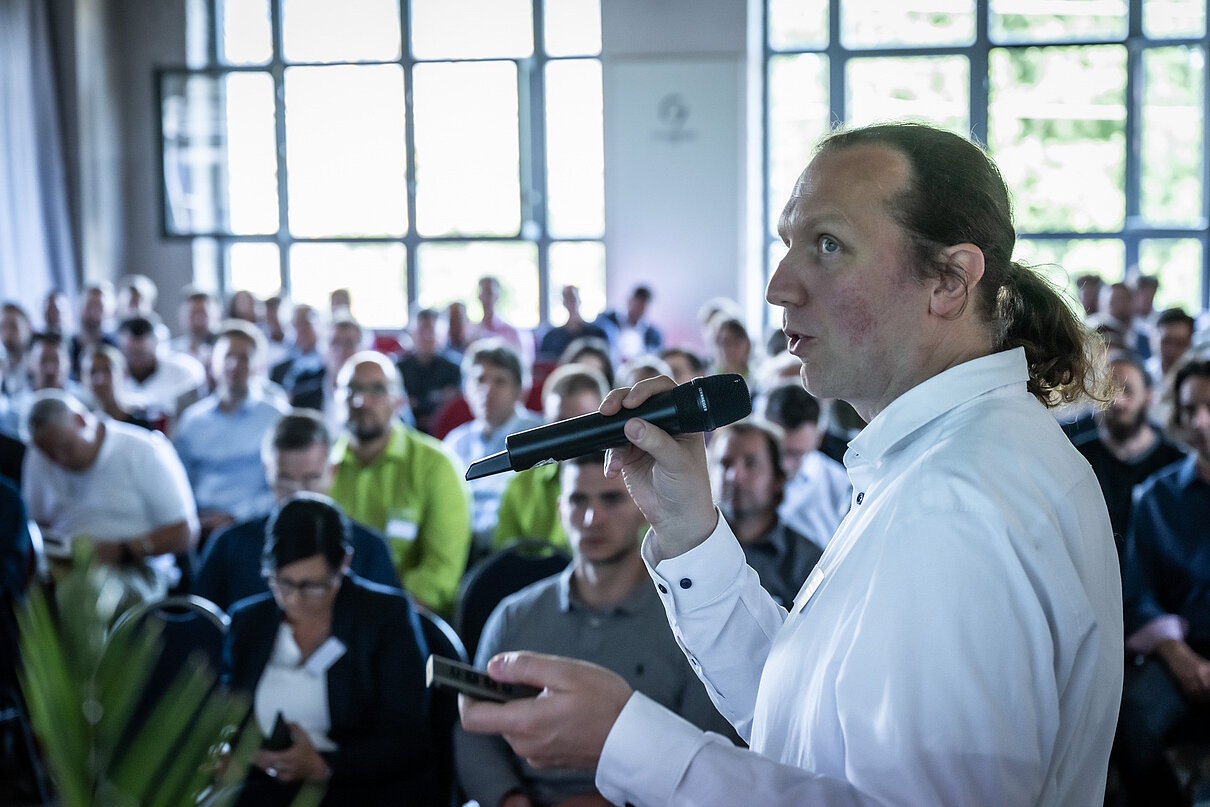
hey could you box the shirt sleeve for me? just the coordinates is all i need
[403,447,471,614]
[1122,481,1179,639]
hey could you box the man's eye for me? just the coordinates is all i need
[819,236,840,254]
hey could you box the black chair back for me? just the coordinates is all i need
[454,540,570,661]
[415,607,468,807]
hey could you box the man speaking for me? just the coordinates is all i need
[461,122,1122,806]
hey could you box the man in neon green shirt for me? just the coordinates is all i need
[328,351,470,615]
[492,363,610,553]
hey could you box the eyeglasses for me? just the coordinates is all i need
[341,383,390,399]
[266,573,339,600]
[274,474,328,494]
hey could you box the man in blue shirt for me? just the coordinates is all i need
[195,409,398,611]
[174,321,289,539]
[1117,357,1210,806]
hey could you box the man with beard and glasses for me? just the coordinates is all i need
[1072,350,1186,556]
[327,351,470,615]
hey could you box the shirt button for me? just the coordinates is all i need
[679,578,692,589]
[657,583,668,594]
[856,492,864,505]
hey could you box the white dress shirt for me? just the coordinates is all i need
[778,450,851,549]
[597,348,1123,806]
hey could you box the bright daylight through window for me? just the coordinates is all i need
[160,0,605,330]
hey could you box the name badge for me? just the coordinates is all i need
[386,518,418,543]
[304,637,347,676]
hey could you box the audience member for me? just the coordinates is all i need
[115,274,158,320]
[174,322,290,538]
[1101,281,1149,358]
[69,282,117,380]
[596,285,662,362]
[28,332,73,393]
[170,287,220,370]
[222,493,439,804]
[1071,351,1186,553]
[617,354,673,388]
[22,390,197,593]
[454,453,735,807]
[445,301,472,356]
[195,410,397,611]
[709,420,823,607]
[117,315,208,427]
[1117,358,1210,805]
[1147,308,1196,428]
[494,364,611,552]
[1076,273,1104,317]
[473,276,526,356]
[397,307,461,436]
[710,316,755,383]
[327,351,470,614]
[558,336,614,388]
[660,347,705,385]
[79,344,152,430]
[261,294,288,364]
[538,285,609,361]
[444,339,543,553]
[696,296,742,349]
[1134,274,1160,330]
[1,303,32,397]
[227,289,262,324]
[762,383,851,550]
[322,316,365,417]
[271,304,326,411]
[41,289,70,335]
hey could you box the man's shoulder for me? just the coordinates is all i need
[493,573,564,620]
[176,394,221,429]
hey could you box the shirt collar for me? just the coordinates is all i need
[1176,454,1205,491]
[556,562,652,616]
[845,347,1030,471]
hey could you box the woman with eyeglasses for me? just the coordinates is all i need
[221,492,439,804]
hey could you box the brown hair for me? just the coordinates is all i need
[818,122,1107,408]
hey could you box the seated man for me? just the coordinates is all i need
[270,304,326,411]
[762,382,851,549]
[1117,357,1210,805]
[397,307,461,436]
[493,363,611,553]
[443,339,542,553]
[327,351,470,615]
[709,419,823,608]
[117,315,208,426]
[22,390,198,592]
[195,409,398,611]
[1071,350,1186,554]
[173,321,291,538]
[454,453,735,807]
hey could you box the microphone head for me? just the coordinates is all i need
[680,373,752,431]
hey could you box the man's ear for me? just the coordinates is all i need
[930,243,986,319]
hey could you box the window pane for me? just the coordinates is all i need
[417,242,539,329]
[1141,47,1205,227]
[228,242,281,299]
[990,0,1127,43]
[846,56,970,134]
[1144,0,1206,38]
[548,242,606,325]
[841,0,975,48]
[1140,238,1203,313]
[411,0,534,59]
[1013,238,1125,304]
[284,65,407,237]
[989,46,1126,232]
[413,62,521,237]
[219,0,271,65]
[546,60,604,238]
[767,54,830,235]
[289,243,408,329]
[545,0,601,56]
[769,0,828,50]
[162,72,278,235]
[281,0,401,63]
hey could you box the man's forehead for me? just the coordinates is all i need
[352,361,388,382]
[783,145,909,219]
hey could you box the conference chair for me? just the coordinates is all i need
[415,606,468,807]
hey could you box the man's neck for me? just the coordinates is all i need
[129,361,156,383]
[218,389,248,413]
[1099,421,1157,462]
[729,510,779,545]
[349,429,392,466]
[572,553,647,611]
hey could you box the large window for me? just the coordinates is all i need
[160,0,605,329]
[765,0,1210,319]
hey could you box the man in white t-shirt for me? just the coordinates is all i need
[22,389,198,588]
[461,122,1122,807]
[117,315,207,425]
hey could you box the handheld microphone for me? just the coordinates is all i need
[464,373,752,481]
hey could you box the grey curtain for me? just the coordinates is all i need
[0,0,77,312]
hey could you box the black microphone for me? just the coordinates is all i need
[464,373,752,481]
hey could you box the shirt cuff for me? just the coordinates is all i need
[597,691,713,807]
[1125,614,1189,655]
[640,509,747,613]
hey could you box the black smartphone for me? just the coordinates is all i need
[426,655,541,703]
[262,711,292,751]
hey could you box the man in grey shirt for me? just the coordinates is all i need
[453,452,736,807]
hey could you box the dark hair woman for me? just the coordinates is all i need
[221,492,437,804]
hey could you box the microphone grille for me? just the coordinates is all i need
[690,373,752,431]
